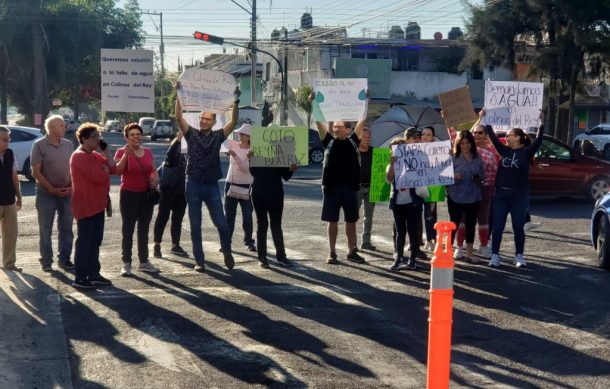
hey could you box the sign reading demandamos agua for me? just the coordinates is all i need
[438,86,477,128]
[483,81,543,130]
[392,141,454,190]
[177,68,237,114]
[101,49,154,113]
[312,78,368,122]
[369,148,391,203]
[250,126,309,167]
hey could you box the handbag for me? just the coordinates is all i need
[227,183,251,200]
[147,188,161,205]
[157,163,179,187]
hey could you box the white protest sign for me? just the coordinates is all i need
[101,49,154,113]
[392,141,454,190]
[483,81,543,130]
[177,68,237,114]
[312,78,368,122]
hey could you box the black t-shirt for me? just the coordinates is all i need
[322,132,360,189]
[359,146,373,185]
[250,166,293,199]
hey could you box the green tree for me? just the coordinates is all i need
[295,84,313,127]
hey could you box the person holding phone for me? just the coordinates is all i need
[70,123,116,288]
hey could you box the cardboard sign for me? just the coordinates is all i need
[438,86,477,128]
[177,68,237,114]
[483,81,543,129]
[392,141,454,189]
[369,148,391,203]
[101,49,154,113]
[312,78,368,122]
[250,126,309,167]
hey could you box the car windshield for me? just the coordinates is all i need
[535,139,571,161]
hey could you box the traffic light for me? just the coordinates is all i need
[193,31,224,45]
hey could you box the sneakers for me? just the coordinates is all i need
[153,244,162,258]
[72,279,94,289]
[414,250,428,260]
[405,258,418,270]
[42,264,53,272]
[59,260,75,269]
[424,240,435,251]
[194,264,206,273]
[524,222,541,232]
[466,256,481,264]
[360,242,376,251]
[120,262,132,276]
[258,258,270,269]
[90,275,112,286]
[514,254,527,268]
[223,252,235,270]
[454,246,465,260]
[139,261,159,273]
[390,258,408,271]
[346,250,366,264]
[4,265,22,272]
[276,257,293,267]
[326,251,339,264]
[247,244,257,252]
[488,254,501,268]
[477,245,491,259]
[170,245,189,257]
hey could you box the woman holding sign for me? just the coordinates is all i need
[224,124,256,253]
[446,130,484,263]
[482,109,544,268]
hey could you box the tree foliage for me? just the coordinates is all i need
[0,0,143,124]
[295,84,313,127]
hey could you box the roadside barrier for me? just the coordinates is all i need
[427,221,456,389]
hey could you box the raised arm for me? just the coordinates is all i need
[223,101,239,138]
[353,89,370,139]
[175,84,189,133]
[527,111,545,158]
[309,91,328,140]
[479,110,508,153]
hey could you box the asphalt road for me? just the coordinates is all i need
[1,132,609,388]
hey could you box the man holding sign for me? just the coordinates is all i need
[175,82,240,272]
[310,90,368,265]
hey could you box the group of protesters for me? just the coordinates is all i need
[0,84,544,288]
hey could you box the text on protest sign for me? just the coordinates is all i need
[250,126,309,167]
[177,68,237,114]
[312,78,368,122]
[392,141,454,190]
[101,49,154,113]
[483,81,543,129]
[438,86,477,128]
[369,148,391,203]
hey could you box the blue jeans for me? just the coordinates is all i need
[186,180,231,266]
[74,211,104,281]
[491,188,529,255]
[35,187,74,266]
[224,183,255,247]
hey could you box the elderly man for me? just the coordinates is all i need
[0,126,22,271]
[175,84,239,272]
[31,115,75,271]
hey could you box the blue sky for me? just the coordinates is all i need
[118,0,481,72]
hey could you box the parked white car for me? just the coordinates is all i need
[573,123,610,160]
[138,117,155,135]
[3,125,44,181]
[104,120,121,132]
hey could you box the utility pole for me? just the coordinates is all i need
[281,29,288,125]
[250,0,257,107]
[141,11,165,118]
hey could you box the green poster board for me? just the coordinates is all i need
[250,126,309,167]
[369,147,391,202]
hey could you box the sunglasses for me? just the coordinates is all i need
[473,131,485,135]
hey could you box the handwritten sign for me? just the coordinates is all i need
[438,86,477,128]
[250,126,309,167]
[392,141,454,189]
[101,49,154,113]
[312,78,368,122]
[483,81,543,129]
[369,148,391,202]
[177,68,237,114]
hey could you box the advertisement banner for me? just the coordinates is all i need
[250,126,309,167]
[101,49,154,113]
[312,78,368,122]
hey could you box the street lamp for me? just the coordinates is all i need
[192,31,288,125]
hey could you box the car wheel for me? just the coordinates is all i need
[23,157,35,182]
[587,176,609,202]
[604,144,610,160]
[596,214,610,270]
[309,148,324,164]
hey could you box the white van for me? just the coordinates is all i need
[138,117,156,135]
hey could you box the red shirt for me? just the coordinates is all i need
[70,150,115,221]
[114,148,154,192]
